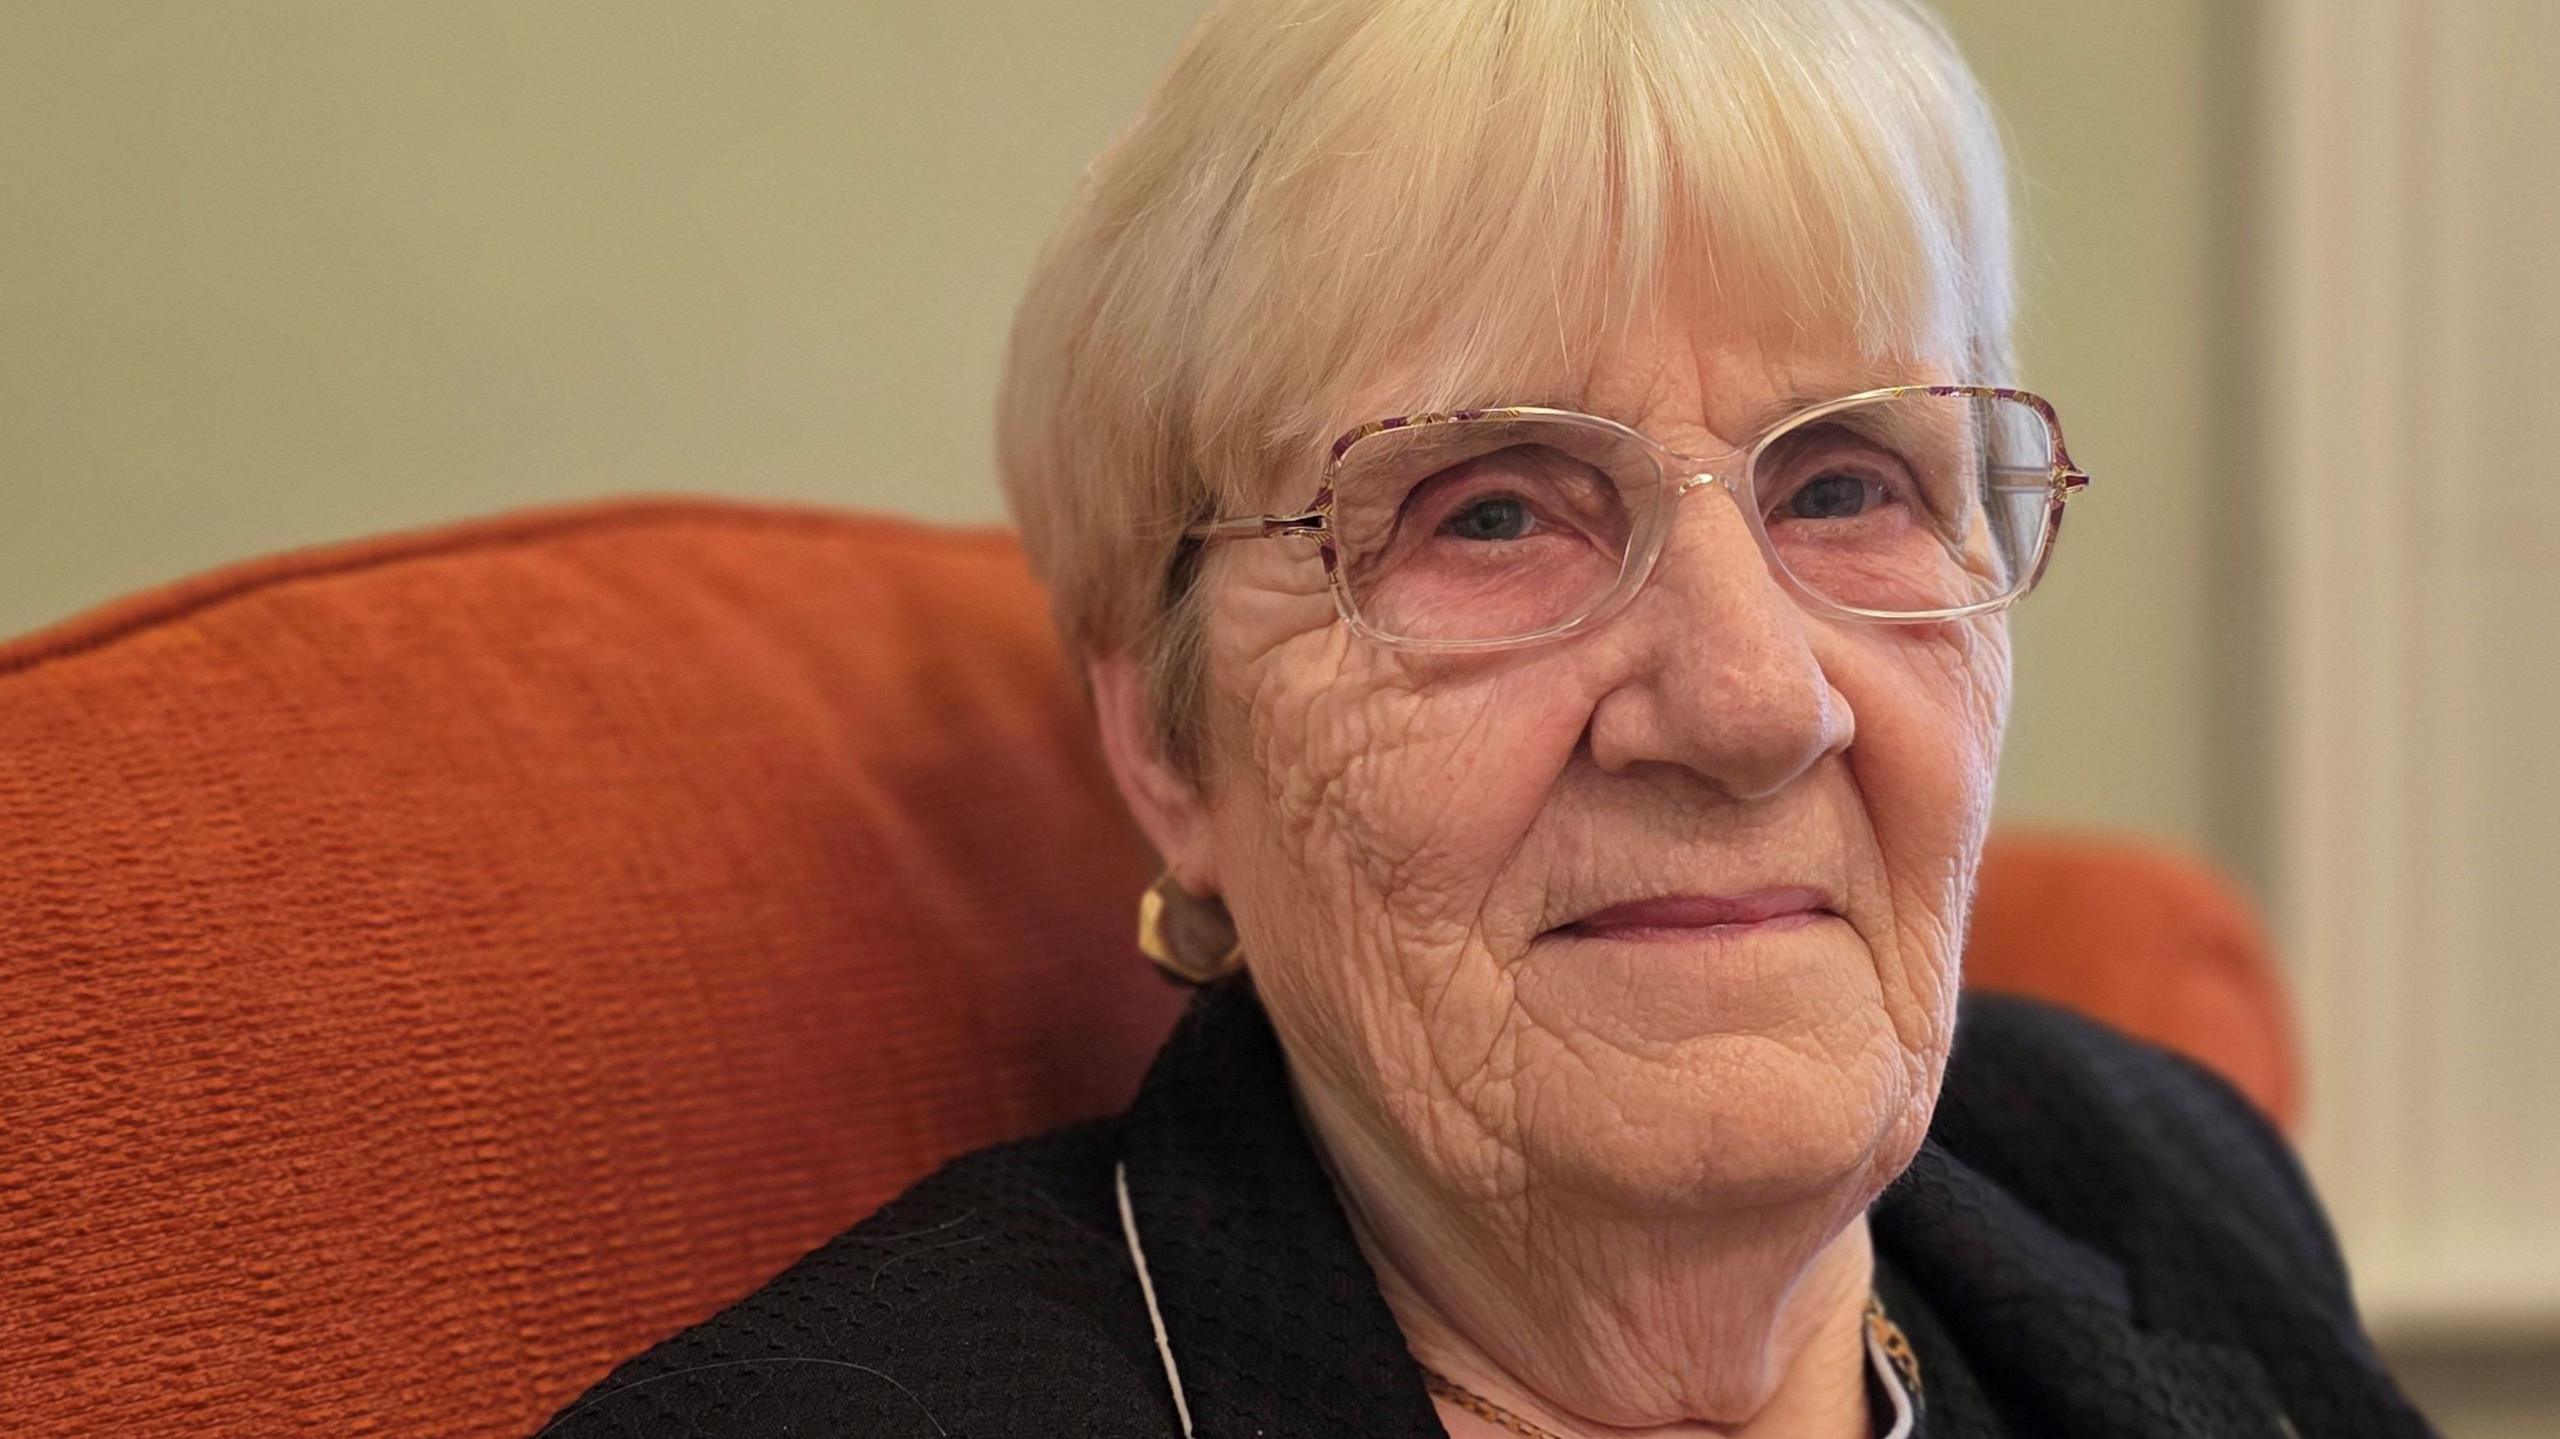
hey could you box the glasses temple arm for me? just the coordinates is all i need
[1184,512,1328,542]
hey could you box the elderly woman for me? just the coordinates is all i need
[547,1,2431,1435]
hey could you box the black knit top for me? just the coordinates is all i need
[539,981,2436,1438]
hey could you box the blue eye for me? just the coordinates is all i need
[1782,473,1886,520]
[1441,495,1536,541]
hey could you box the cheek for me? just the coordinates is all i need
[1205,639,1588,1084]
[1229,642,1581,908]
[1869,616,2010,802]
[1839,617,2010,1022]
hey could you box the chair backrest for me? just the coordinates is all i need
[0,498,2293,1436]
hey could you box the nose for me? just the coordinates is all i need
[1581,484,1852,801]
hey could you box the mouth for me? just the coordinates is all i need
[1546,886,1841,942]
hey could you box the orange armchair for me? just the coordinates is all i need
[0,499,2295,1436]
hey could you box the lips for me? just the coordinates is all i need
[1550,886,1838,939]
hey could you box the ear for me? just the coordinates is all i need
[1088,651,1222,896]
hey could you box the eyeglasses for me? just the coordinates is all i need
[1186,385,2089,653]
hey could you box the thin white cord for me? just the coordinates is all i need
[1865,1323,1915,1439]
[1115,1160,1198,1438]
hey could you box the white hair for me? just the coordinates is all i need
[996,0,2016,763]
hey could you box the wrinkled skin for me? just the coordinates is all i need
[1094,316,2010,1436]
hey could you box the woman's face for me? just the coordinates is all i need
[1165,316,2010,1217]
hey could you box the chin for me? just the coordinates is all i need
[1514,1040,1919,1216]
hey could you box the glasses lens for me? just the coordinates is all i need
[1751,391,2056,616]
[1328,416,1663,646]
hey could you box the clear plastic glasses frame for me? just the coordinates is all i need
[1184,384,2090,654]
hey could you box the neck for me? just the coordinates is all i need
[1296,1073,1880,1439]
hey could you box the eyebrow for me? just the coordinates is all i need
[1481,391,1826,443]
[1421,376,1943,437]
[1750,385,1923,431]
[1485,395,1593,416]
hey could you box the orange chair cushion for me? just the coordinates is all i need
[0,498,2293,1436]
[0,500,1181,1436]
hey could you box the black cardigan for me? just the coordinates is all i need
[539,981,2435,1438]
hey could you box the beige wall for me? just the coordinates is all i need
[3,1,2229,861]
[1935,0,2239,866]
[0,0,1205,612]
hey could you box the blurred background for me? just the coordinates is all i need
[4,2,2551,1430]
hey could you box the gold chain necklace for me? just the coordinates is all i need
[1417,1295,1922,1439]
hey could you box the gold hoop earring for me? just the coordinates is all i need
[1136,871,1243,984]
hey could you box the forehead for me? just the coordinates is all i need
[1323,311,1952,466]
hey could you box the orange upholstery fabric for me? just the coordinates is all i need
[0,498,2294,1436]
[1,501,1180,1436]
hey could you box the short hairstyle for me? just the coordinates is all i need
[995,0,2017,769]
